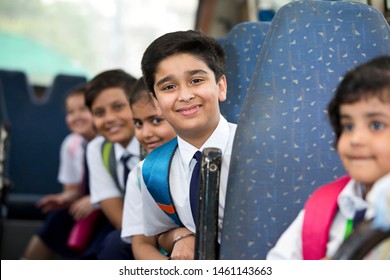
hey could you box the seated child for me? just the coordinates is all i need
[84,69,140,259]
[121,77,176,259]
[139,30,237,260]
[267,55,390,260]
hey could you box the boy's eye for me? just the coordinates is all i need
[93,109,104,117]
[113,102,126,111]
[66,108,75,115]
[370,121,384,131]
[134,120,143,128]
[191,78,203,84]
[162,84,175,91]
[152,117,163,125]
[341,122,354,132]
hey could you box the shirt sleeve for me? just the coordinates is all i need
[121,165,144,243]
[57,134,83,185]
[87,136,123,205]
[266,210,305,260]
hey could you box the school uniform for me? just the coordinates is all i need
[121,165,143,243]
[266,175,390,260]
[87,135,140,204]
[38,133,114,259]
[139,115,236,240]
[57,133,84,185]
[86,134,140,259]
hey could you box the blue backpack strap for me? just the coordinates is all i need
[302,175,351,259]
[101,140,123,195]
[142,137,183,227]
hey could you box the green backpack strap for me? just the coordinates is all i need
[142,137,183,227]
[101,140,123,195]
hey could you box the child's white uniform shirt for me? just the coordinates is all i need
[87,135,140,205]
[140,115,236,239]
[57,133,84,185]
[121,164,143,243]
[266,175,390,259]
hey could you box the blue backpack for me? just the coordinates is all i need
[142,137,184,227]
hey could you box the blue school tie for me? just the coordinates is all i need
[352,208,367,228]
[190,151,202,223]
[120,153,132,187]
[81,141,89,195]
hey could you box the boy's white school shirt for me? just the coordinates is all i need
[57,132,85,185]
[266,175,390,260]
[121,164,143,243]
[139,115,237,238]
[87,135,140,205]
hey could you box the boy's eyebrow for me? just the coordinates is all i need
[340,112,389,120]
[155,69,209,88]
[186,69,208,76]
[365,112,390,118]
[133,114,159,122]
[155,75,173,88]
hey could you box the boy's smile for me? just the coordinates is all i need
[91,87,135,147]
[152,53,227,148]
[132,99,176,153]
[337,96,390,191]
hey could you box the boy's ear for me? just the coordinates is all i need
[217,75,227,102]
[150,92,162,114]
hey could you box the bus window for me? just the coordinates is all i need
[0,0,198,86]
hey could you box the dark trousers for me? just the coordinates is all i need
[96,229,134,260]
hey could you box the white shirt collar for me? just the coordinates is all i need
[177,115,230,168]
[338,179,368,220]
[114,136,140,161]
[365,173,390,221]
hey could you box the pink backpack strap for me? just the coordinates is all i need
[302,175,351,260]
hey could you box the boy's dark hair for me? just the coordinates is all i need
[85,69,137,109]
[328,56,390,144]
[130,77,153,109]
[65,83,88,109]
[141,30,226,96]
[66,83,87,99]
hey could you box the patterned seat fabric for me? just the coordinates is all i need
[220,0,390,259]
[220,21,270,124]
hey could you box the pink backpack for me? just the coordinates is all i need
[302,175,351,260]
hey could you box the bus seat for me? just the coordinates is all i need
[221,21,270,124]
[216,37,225,48]
[0,71,86,219]
[220,0,390,259]
[0,79,11,204]
[44,74,87,108]
[42,73,87,164]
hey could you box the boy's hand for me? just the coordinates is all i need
[69,195,96,220]
[169,233,195,260]
[37,193,73,213]
[158,227,196,260]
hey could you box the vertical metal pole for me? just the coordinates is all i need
[194,147,222,260]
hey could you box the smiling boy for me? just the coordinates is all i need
[139,30,237,259]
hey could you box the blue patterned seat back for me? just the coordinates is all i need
[0,70,87,196]
[220,21,270,124]
[220,0,390,259]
